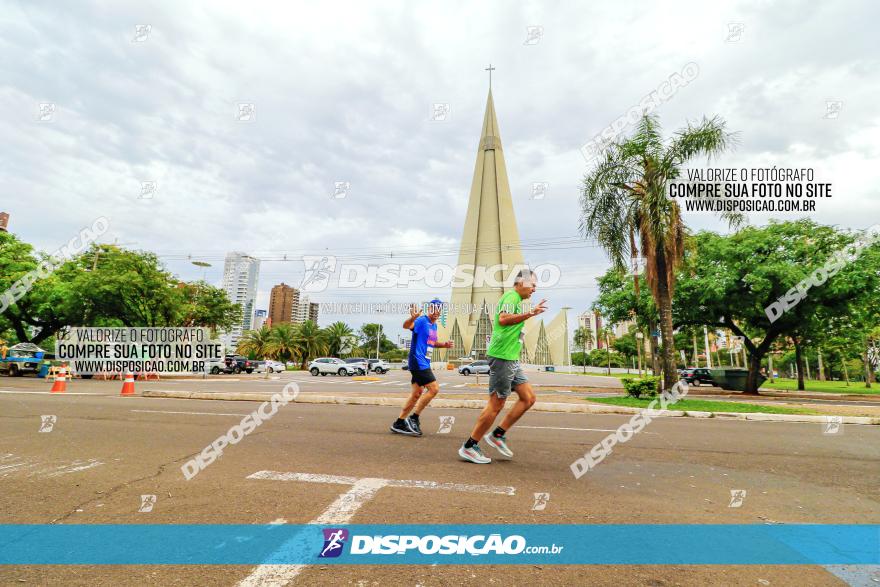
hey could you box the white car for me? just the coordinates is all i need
[264,360,286,373]
[309,358,357,376]
[367,359,392,374]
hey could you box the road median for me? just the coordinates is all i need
[140,390,880,425]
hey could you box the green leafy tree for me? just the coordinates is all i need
[358,323,396,357]
[176,281,241,334]
[674,221,879,392]
[580,112,740,389]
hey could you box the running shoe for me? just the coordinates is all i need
[458,443,491,464]
[484,433,514,458]
[406,415,423,436]
[390,420,417,436]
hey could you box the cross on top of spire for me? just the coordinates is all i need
[485,64,495,88]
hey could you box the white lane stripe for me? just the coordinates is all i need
[249,471,359,485]
[517,425,658,434]
[131,409,247,417]
[237,478,388,587]
[246,471,515,495]
[0,390,100,395]
[453,384,468,388]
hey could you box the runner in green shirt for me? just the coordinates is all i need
[459,269,547,464]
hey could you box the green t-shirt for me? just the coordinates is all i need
[486,289,525,360]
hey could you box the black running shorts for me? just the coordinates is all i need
[410,368,436,386]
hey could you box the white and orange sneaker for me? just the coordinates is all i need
[458,443,491,464]
[484,433,514,458]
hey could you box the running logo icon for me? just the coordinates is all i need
[301,256,337,293]
[319,528,349,558]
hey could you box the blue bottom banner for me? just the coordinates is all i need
[0,524,877,565]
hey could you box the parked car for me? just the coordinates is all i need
[401,362,409,371]
[309,358,357,376]
[264,360,286,373]
[680,367,714,386]
[458,360,490,375]
[367,359,391,374]
[207,359,226,375]
[208,355,255,375]
[345,358,368,375]
[250,360,267,374]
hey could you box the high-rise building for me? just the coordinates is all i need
[268,283,299,325]
[292,294,311,323]
[220,252,260,350]
[308,302,319,324]
[436,88,565,364]
[252,309,267,331]
[577,311,603,350]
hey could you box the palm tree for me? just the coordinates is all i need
[580,113,741,390]
[573,326,591,373]
[236,326,274,359]
[294,320,328,369]
[267,323,300,367]
[325,321,355,357]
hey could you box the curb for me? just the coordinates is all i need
[139,390,880,425]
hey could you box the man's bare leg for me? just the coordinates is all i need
[398,383,423,420]
[412,381,440,415]
[467,393,507,443]
[498,382,536,431]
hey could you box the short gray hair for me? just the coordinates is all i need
[514,268,535,285]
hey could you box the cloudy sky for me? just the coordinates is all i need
[2,0,878,340]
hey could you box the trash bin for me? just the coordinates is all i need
[709,367,765,391]
[38,362,51,378]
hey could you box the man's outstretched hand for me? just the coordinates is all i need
[529,299,548,317]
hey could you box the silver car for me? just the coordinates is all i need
[458,360,490,375]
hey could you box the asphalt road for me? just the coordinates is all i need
[1,378,878,586]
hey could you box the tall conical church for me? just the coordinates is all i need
[436,89,568,365]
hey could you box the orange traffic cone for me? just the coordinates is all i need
[50,368,67,393]
[120,371,136,396]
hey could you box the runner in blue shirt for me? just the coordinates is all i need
[390,299,453,436]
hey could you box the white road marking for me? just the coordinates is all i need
[131,409,247,417]
[238,478,388,587]
[239,471,516,585]
[452,384,468,388]
[0,390,100,395]
[517,425,657,434]
[0,454,103,479]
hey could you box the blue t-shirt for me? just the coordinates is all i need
[408,315,438,371]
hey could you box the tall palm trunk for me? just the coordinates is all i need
[654,245,677,390]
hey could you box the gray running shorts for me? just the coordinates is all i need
[488,357,528,399]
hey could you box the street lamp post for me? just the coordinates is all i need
[561,307,572,373]
[191,260,212,282]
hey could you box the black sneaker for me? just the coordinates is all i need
[390,420,417,436]
[407,416,423,436]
